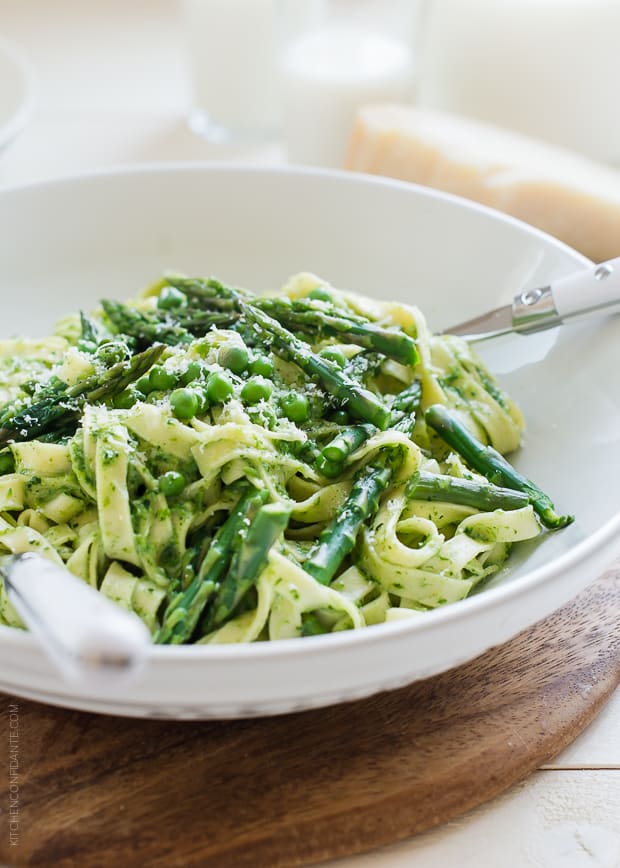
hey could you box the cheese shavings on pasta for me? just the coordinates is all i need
[0,273,572,641]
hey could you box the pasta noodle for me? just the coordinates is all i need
[0,273,571,641]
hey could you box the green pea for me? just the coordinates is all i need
[249,354,275,377]
[280,392,310,424]
[114,388,139,409]
[240,376,273,405]
[191,387,209,415]
[135,375,152,395]
[158,471,186,497]
[218,345,249,375]
[170,388,199,421]
[180,361,202,385]
[149,365,177,392]
[317,457,342,479]
[331,410,349,425]
[77,339,97,354]
[157,286,187,311]
[307,287,333,303]
[319,348,347,368]
[205,371,233,404]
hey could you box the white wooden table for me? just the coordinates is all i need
[1,2,619,865]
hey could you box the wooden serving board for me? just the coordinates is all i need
[2,567,620,868]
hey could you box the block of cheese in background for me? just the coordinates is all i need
[346,104,620,262]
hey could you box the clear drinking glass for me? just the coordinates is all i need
[277,0,421,167]
[182,0,280,143]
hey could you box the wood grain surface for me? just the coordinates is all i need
[1,568,619,868]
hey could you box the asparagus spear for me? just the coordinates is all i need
[79,311,103,344]
[204,501,292,631]
[167,276,245,311]
[391,379,422,413]
[0,344,164,446]
[104,279,418,368]
[256,297,418,365]
[425,404,573,529]
[157,485,268,644]
[304,453,395,585]
[305,410,419,585]
[242,302,391,430]
[315,423,377,478]
[83,345,165,402]
[101,300,194,347]
[407,470,529,511]
[314,383,421,478]
[175,309,237,335]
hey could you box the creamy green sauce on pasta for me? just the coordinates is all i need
[0,273,570,642]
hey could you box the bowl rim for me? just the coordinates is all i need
[0,158,598,272]
[0,161,608,661]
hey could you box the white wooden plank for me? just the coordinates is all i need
[326,771,620,867]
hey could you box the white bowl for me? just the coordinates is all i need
[0,165,618,719]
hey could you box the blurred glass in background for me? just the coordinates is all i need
[278,0,420,167]
[183,0,281,142]
[418,0,620,165]
[181,0,620,170]
[181,0,421,162]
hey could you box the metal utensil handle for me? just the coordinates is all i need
[1,553,151,684]
[513,256,620,334]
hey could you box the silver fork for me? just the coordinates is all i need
[443,257,620,341]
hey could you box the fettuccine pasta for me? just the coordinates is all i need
[0,273,571,642]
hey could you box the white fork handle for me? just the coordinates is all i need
[552,256,620,320]
[1,552,151,685]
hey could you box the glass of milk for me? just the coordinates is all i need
[277,0,421,167]
[182,0,280,142]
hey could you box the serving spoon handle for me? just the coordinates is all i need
[0,553,151,685]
